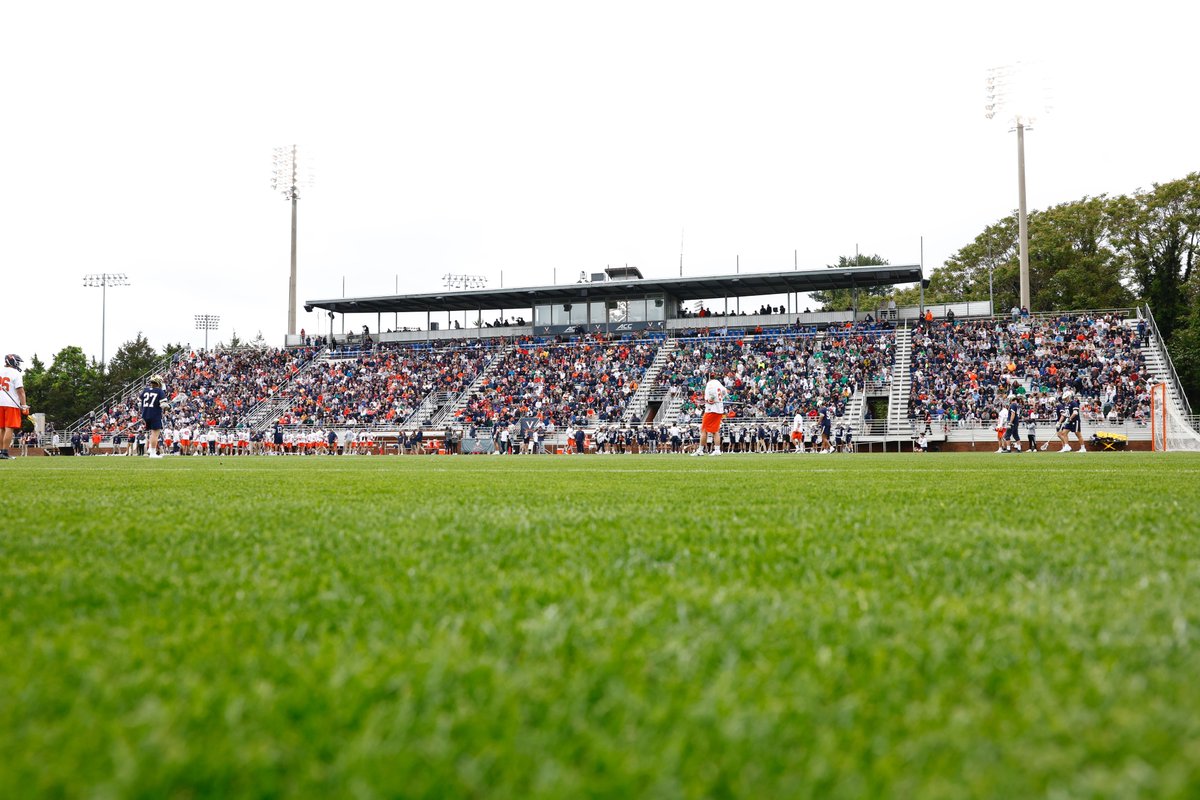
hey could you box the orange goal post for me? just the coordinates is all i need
[1150,383,1200,452]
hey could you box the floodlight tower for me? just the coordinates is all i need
[194,314,220,351]
[272,145,312,337]
[82,273,130,372]
[986,62,1050,312]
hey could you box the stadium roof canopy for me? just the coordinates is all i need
[306,264,923,315]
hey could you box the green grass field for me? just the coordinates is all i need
[3,453,1200,799]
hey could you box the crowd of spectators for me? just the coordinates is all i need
[657,322,895,422]
[72,312,1161,451]
[908,313,1152,427]
[277,343,494,427]
[455,335,659,428]
[82,346,321,438]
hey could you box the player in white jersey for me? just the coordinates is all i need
[995,403,1011,453]
[695,366,727,456]
[0,354,31,459]
[790,412,805,452]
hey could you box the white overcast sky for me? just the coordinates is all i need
[2,0,1197,362]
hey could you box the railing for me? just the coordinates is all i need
[1142,304,1192,416]
[912,416,1154,440]
[241,348,331,432]
[620,341,675,424]
[430,344,512,427]
[402,390,452,428]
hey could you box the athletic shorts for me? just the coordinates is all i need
[995,427,1006,440]
[0,406,22,429]
[143,415,163,431]
[1065,421,1080,433]
[791,431,803,441]
[701,412,724,434]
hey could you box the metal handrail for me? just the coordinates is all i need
[927,307,1138,322]
[1142,304,1192,416]
[66,350,180,433]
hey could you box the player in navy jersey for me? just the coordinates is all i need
[1004,397,1023,452]
[139,374,171,458]
[820,403,835,453]
[1046,399,1068,451]
[1056,390,1087,452]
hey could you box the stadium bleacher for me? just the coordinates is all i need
[59,308,1194,453]
[908,312,1152,430]
[455,335,659,428]
[79,346,321,438]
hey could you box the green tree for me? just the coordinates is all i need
[161,342,187,360]
[19,355,48,431]
[1029,197,1132,311]
[811,253,892,311]
[103,333,161,398]
[931,201,1131,315]
[1168,275,1200,407]
[27,346,103,428]
[1107,173,1200,340]
[923,216,1020,310]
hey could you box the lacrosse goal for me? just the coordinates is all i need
[1150,383,1200,452]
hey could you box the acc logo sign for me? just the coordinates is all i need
[616,323,633,331]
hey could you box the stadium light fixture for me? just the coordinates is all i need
[194,314,221,351]
[272,145,313,337]
[443,273,489,291]
[986,62,1051,312]
[82,273,130,372]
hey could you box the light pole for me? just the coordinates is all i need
[194,314,220,351]
[986,63,1049,312]
[272,145,312,337]
[82,273,130,372]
